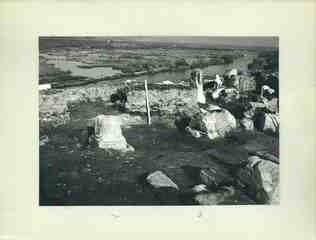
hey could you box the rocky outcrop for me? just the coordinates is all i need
[236,156,279,204]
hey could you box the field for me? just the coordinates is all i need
[39,37,250,87]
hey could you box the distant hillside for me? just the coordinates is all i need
[39,37,278,50]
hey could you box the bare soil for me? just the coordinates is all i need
[40,100,278,205]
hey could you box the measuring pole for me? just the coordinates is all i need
[144,80,151,125]
[239,75,242,93]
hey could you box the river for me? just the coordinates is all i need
[93,52,257,87]
[40,51,256,87]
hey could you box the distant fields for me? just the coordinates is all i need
[39,38,251,87]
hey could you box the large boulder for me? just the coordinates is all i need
[188,108,237,140]
[89,114,134,152]
[236,156,279,204]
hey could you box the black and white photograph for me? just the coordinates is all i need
[39,36,279,206]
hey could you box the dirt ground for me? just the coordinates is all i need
[40,101,278,205]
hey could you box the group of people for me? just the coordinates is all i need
[190,68,241,105]
[110,68,242,113]
[181,68,279,138]
[106,67,278,146]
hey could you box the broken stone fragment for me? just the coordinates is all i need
[146,171,179,190]
[191,184,208,194]
[194,186,235,205]
[145,171,180,205]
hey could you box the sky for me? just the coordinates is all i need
[40,36,279,48]
[105,36,279,48]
